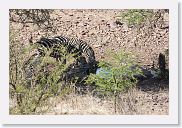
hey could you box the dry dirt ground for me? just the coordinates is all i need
[9,9,169,115]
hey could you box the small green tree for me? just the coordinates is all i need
[86,50,143,114]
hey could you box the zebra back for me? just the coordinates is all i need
[53,36,96,65]
[36,36,96,73]
[36,37,64,61]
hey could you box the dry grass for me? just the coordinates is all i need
[39,87,168,115]
[10,80,168,115]
[117,88,168,115]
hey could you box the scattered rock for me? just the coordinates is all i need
[122,24,129,32]
[115,20,123,25]
[93,44,102,48]
[163,13,169,22]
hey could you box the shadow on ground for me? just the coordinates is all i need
[136,78,169,92]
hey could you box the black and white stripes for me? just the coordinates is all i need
[53,36,95,64]
[36,36,96,72]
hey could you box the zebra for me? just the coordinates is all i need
[36,37,62,61]
[53,36,95,65]
[24,35,96,90]
[36,36,96,73]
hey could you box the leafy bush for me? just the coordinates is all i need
[86,50,143,113]
[9,29,75,114]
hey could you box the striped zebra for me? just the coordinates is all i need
[24,35,96,90]
[34,36,96,91]
[36,37,63,61]
[53,36,95,65]
[36,36,96,73]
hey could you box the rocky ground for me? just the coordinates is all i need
[9,9,169,115]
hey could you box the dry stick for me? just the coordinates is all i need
[9,82,23,108]
[114,92,118,114]
[33,88,46,112]
[14,57,18,85]
[14,58,23,107]
[112,73,118,114]
[9,83,16,91]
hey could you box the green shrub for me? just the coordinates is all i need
[86,50,143,113]
[9,29,75,114]
[117,9,153,27]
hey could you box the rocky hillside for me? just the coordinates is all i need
[10,9,169,68]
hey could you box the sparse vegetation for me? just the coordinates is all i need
[9,9,53,27]
[86,50,143,113]
[9,9,169,115]
[117,9,153,27]
[9,28,75,114]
